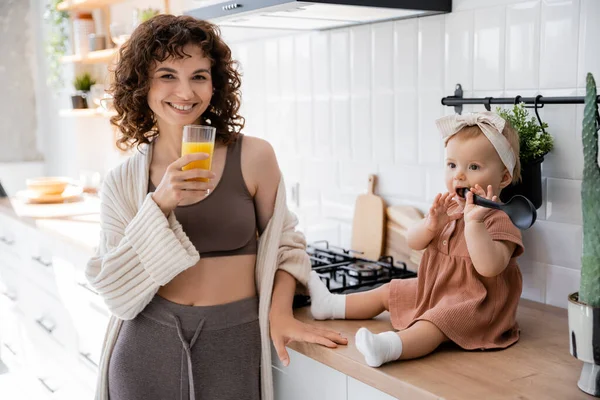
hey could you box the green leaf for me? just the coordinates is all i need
[496,103,554,164]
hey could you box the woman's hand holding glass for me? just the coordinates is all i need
[152,152,216,216]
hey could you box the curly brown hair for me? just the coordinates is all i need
[109,14,245,150]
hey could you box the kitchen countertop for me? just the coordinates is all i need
[291,303,593,399]
[0,198,593,399]
[0,197,101,253]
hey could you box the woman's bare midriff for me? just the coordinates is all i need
[157,254,257,306]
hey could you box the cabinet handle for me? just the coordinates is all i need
[0,236,14,246]
[222,3,240,11]
[77,281,97,295]
[0,290,17,302]
[35,317,56,334]
[37,377,58,393]
[3,343,17,356]
[79,351,99,368]
[31,255,52,268]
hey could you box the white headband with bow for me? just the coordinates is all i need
[435,111,516,177]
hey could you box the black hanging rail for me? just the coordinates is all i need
[442,83,600,115]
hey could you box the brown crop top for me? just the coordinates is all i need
[148,134,258,258]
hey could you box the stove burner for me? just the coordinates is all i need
[292,240,417,308]
[345,262,382,279]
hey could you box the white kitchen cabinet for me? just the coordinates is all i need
[0,265,24,368]
[347,377,397,400]
[0,212,99,399]
[272,348,347,400]
[272,348,400,400]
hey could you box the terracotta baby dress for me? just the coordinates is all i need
[389,205,524,350]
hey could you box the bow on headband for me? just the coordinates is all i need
[435,111,516,177]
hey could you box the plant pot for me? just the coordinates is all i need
[568,292,600,397]
[71,93,88,109]
[500,156,543,209]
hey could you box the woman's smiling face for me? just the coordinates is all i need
[147,44,213,129]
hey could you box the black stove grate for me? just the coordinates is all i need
[292,240,417,308]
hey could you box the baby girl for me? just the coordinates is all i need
[308,111,525,367]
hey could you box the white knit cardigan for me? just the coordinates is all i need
[85,142,311,400]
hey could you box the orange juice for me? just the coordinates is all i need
[181,141,215,182]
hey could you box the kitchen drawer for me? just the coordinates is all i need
[0,217,23,271]
[0,213,29,258]
[0,261,21,309]
[0,268,25,368]
[22,230,62,298]
[19,315,92,400]
[18,276,79,353]
[72,308,108,390]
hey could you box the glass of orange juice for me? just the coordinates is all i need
[181,124,216,182]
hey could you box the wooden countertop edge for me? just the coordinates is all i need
[290,301,593,400]
[290,307,443,399]
[289,339,442,399]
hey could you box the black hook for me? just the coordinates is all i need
[484,97,492,111]
[514,95,522,105]
[453,84,464,115]
[532,95,547,135]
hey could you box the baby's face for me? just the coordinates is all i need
[444,133,508,205]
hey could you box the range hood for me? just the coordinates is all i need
[185,1,452,31]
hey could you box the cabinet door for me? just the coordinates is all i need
[272,347,347,400]
[347,377,398,400]
[0,213,23,271]
[0,265,24,367]
[22,228,64,300]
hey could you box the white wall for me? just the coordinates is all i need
[0,0,42,163]
[227,0,599,309]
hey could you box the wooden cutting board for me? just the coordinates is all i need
[351,174,386,261]
[385,205,425,271]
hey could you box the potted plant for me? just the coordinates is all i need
[497,103,554,209]
[71,72,96,109]
[568,72,600,397]
[137,7,160,23]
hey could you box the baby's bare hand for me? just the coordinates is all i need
[464,184,497,223]
[425,192,462,233]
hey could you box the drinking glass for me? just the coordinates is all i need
[181,125,217,182]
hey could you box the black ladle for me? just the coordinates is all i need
[457,188,537,230]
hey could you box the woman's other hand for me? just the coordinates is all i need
[270,313,348,367]
[151,152,216,215]
[424,192,462,234]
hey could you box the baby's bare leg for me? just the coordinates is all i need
[397,320,447,360]
[356,320,447,367]
[309,271,391,320]
[345,283,390,319]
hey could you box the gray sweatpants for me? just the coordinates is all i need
[108,295,261,400]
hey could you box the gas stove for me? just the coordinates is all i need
[292,240,417,308]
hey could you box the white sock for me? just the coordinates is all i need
[308,271,346,320]
[355,328,403,367]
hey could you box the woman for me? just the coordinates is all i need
[86,14,347,400]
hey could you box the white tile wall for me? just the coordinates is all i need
[505,1,541,90]
[233,0,597,308]
[473,6,506,91]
